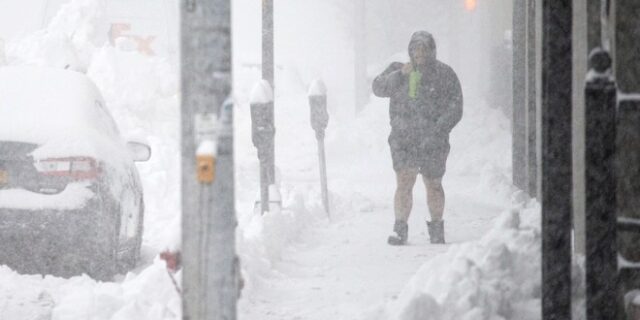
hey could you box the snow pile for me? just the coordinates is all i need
[375,201,585,320]
[237,187,326,292]
[0,260,180,320]
[6,0,106,71]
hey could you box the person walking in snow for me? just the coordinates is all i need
[372,31,463,245]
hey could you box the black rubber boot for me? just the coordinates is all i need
[387,220,408,246]
[427,220,445,244]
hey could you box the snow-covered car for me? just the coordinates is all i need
[0,66,151,280]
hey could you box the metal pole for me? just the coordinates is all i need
[526,0,538,198]
[587,1,602,51]
[262,0,275,185]
[309,80,330,217]
[354,0,368,114]
[541,1,573,319]
[317,138,329,216]
[181,0,237,319]
[584,49,618,320]
[513,0,527,191]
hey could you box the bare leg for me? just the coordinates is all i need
[394,168,419,222]
[424,177,445,221]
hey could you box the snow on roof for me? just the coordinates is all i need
[0,66,125,161]
[308,79,327,96]
[250,80,273,104]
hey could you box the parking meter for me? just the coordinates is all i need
[250,81,275,214]
[308,80,330,216]
[250,102,274,153]
[308,80,329,140]
[250,81,275,156]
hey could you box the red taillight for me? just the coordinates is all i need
[34,157,100,180]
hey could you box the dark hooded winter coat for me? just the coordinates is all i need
[372,31,463,172]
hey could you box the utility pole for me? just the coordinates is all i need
[262,0,275,184]
[512,0,527,191]
[354,0,368,114]
[540,1,573,319]
[525,0,537,198]
[181,0,238,319]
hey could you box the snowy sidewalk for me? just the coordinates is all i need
[239,173,509,319]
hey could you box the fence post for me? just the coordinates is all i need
[584,48,618,320]
[308,80,330,217]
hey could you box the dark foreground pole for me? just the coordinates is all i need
[615,0,640,317]
[181,0,238,318]
[540,1,573,319]
[308,80,330,217]
[584,49,618,320]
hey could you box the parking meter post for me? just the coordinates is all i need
[317,138,329,215]
[259,155,269,214]
[584,48,618,320]
[308,80,330,217]
[251,81,275,215]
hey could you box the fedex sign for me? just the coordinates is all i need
[109,23,157,56]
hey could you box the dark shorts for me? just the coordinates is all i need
[389,135,450,179]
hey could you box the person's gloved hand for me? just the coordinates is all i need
[402,62,414,75]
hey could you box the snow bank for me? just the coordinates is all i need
[379,203,542,320]
[375,201,586,320]
[0,260,180,320]
[6,0,106,71]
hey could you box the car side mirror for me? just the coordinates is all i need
[127,141,151,162]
